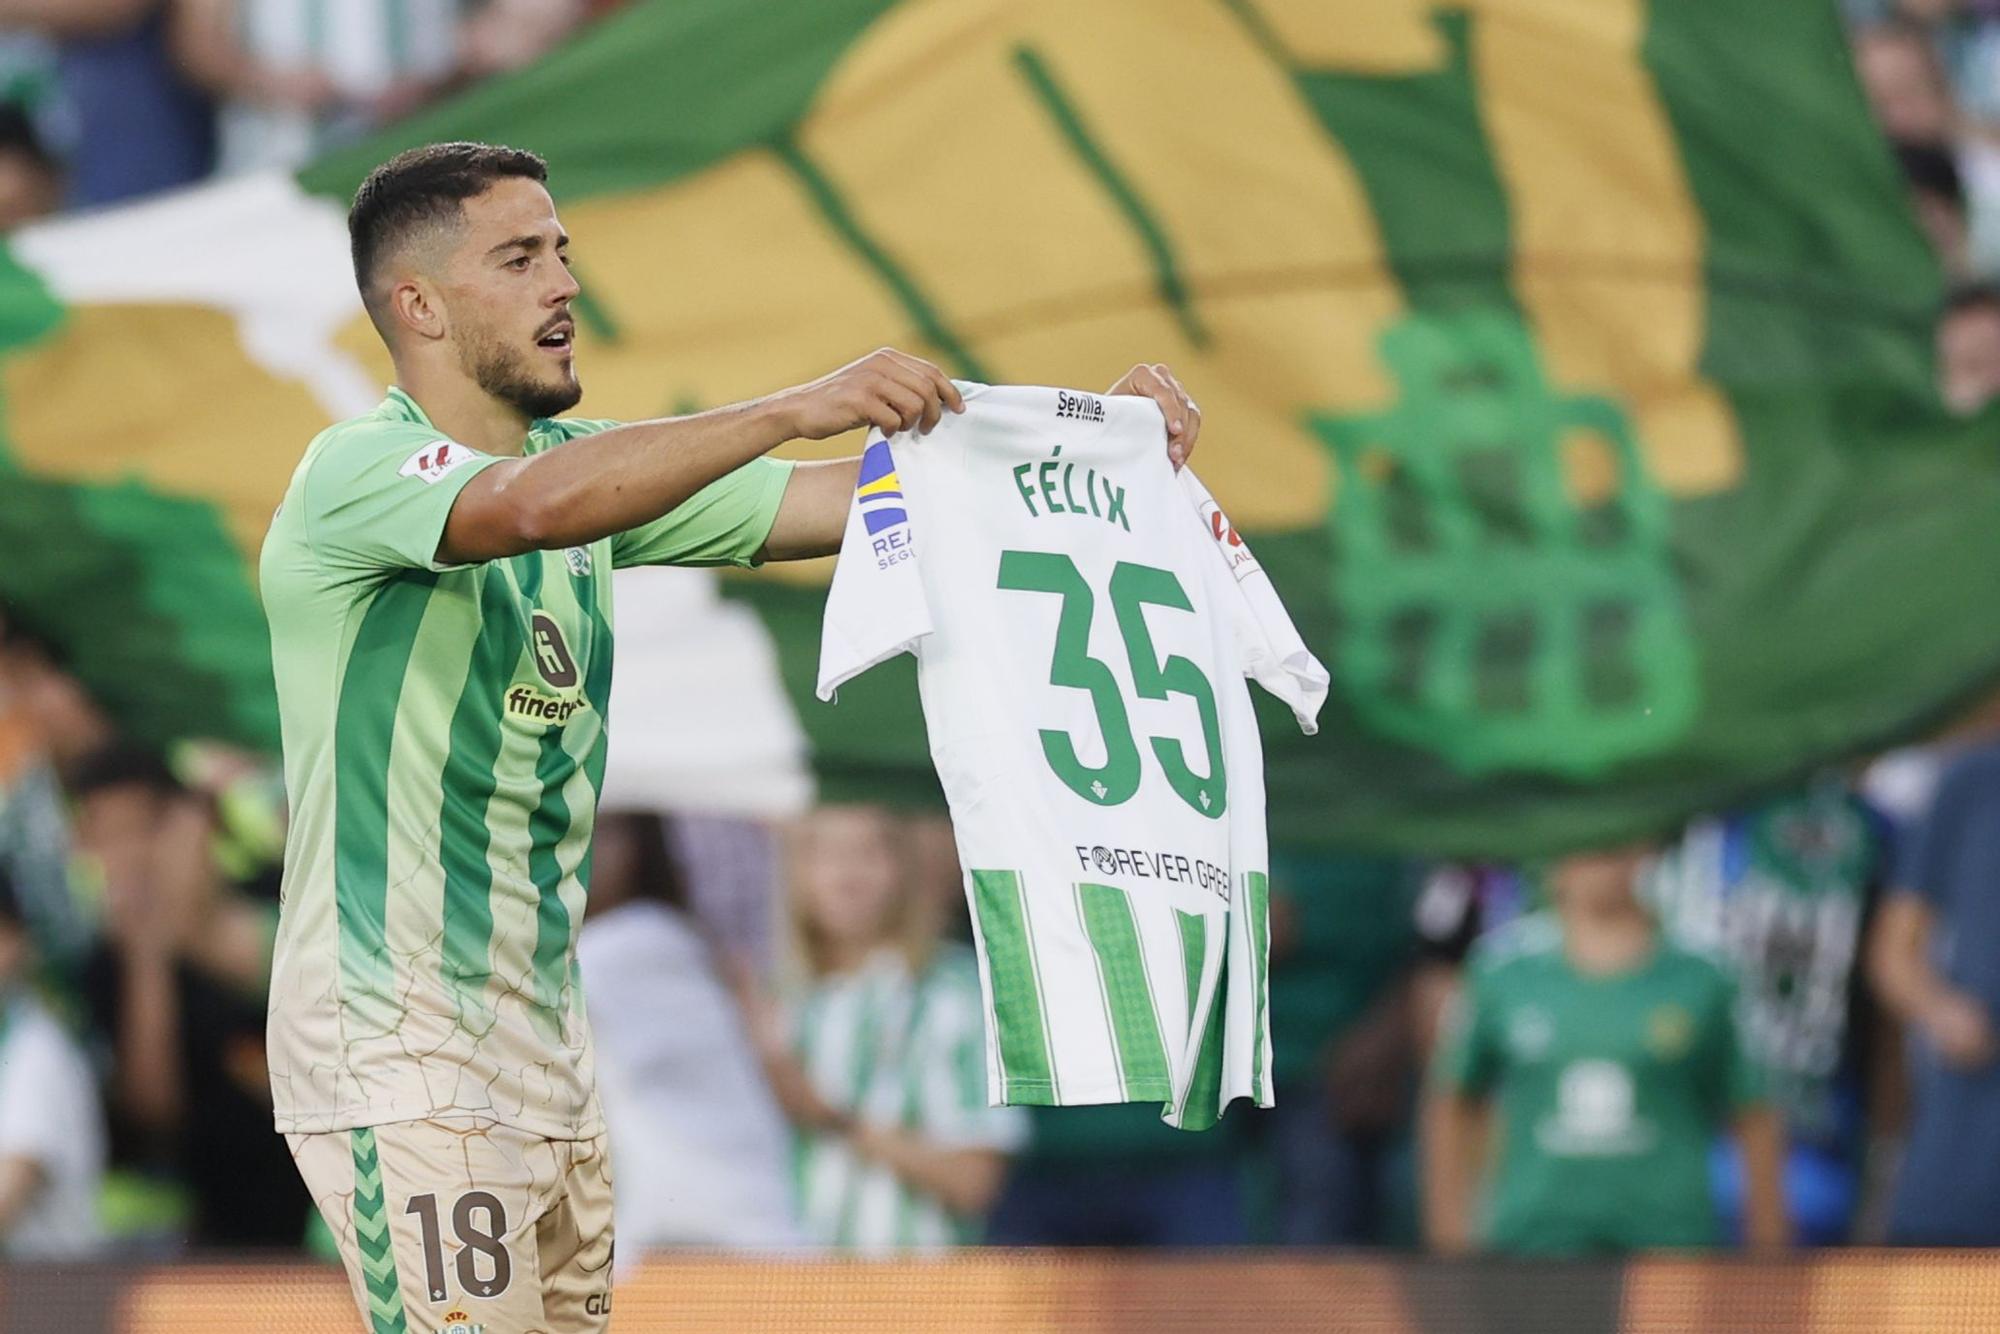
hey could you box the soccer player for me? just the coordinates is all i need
[259,141,1200,1334]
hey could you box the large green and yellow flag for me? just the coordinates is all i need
[1,0,1994,856]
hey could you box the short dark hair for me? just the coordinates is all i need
[0,101,54,174]
[67,743,184,802]
[347,141,548,307]
[1895,139,1965,210]
[0,602,64,668]
[0,865,24,935]
[1943,282,2000,323]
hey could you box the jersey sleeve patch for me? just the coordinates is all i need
[397,440,485,484]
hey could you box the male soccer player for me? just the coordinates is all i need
[260,141,1200,1334]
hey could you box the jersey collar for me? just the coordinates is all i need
[383,385,557,452]
[383,385,431,426]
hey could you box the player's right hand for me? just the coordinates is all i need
[776,348,965,441]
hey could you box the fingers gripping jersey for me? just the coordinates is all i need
[816,384,1327,1129]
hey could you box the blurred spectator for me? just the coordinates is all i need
[1423,844,1788,1255]
[1410,862,1540,1055]
[575,810,801,1253]
[1897,139,1974,275]
[1650,782,1893,1245]
[1263,851,1423,1246]
[1868,738,2000,1244]
[0,1,214,209]
[1857,20,1957,144]
[665,813,781,976]
[171,0,586,176]
[69,743,304,1249]
[0,866,103,1259]
[0,101,55,227]
[0,614,96,985]
[1937,282,2000,411]
[761,804,1023,1254]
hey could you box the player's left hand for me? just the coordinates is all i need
[1107,363,1201,470]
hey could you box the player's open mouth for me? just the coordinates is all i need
[536,323,574,353]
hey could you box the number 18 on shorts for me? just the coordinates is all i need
[288,1118,615,1334]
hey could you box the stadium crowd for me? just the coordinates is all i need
[0,0,1995,1268]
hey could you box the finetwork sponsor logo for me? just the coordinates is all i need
[1055,389,1106,423]
[1075,844,1230,900]
[397,439,483,485]
[506,685,588,725]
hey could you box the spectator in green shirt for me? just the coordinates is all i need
[1422,842,1788,1256]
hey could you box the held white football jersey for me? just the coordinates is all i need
[816,383,1327,1130]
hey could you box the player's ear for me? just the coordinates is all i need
[390,277,446,343]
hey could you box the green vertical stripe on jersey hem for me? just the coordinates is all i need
[526,728,579,1043]
[1077,883,1173,1101]
[437,572,527,1031]
[1173,909,1225,1131]
[333,574,438,1034]
[1245,871,1271,1103]
[970,870,1057,1101]
[350,1127,407,1334]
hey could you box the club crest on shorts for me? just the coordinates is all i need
[440,1310,485,1334]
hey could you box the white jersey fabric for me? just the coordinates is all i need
[816,383,1327,1130]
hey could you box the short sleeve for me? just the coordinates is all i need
[609,457,795,570]
[918,962,1028,1154]
[1431,961,1502,1096]
[815,437,933,698]
[301,421,505,575]
[1178,467,1328,734]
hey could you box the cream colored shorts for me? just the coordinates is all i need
[288,1118,615,1334]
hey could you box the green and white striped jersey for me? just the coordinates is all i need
[261,387,792,1137]
[816,385,1327,1130]
[791,945,1027,1253]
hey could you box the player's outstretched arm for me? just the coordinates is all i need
[435,348,962,565]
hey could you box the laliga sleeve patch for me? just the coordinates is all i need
[1197,496,1263,581]
[397,440,483,484]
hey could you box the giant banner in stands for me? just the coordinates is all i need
[1,0,1993,855]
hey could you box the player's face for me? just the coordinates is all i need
[1549,842,1651,916]
[444,177,583,419]
[795,806,904,950]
